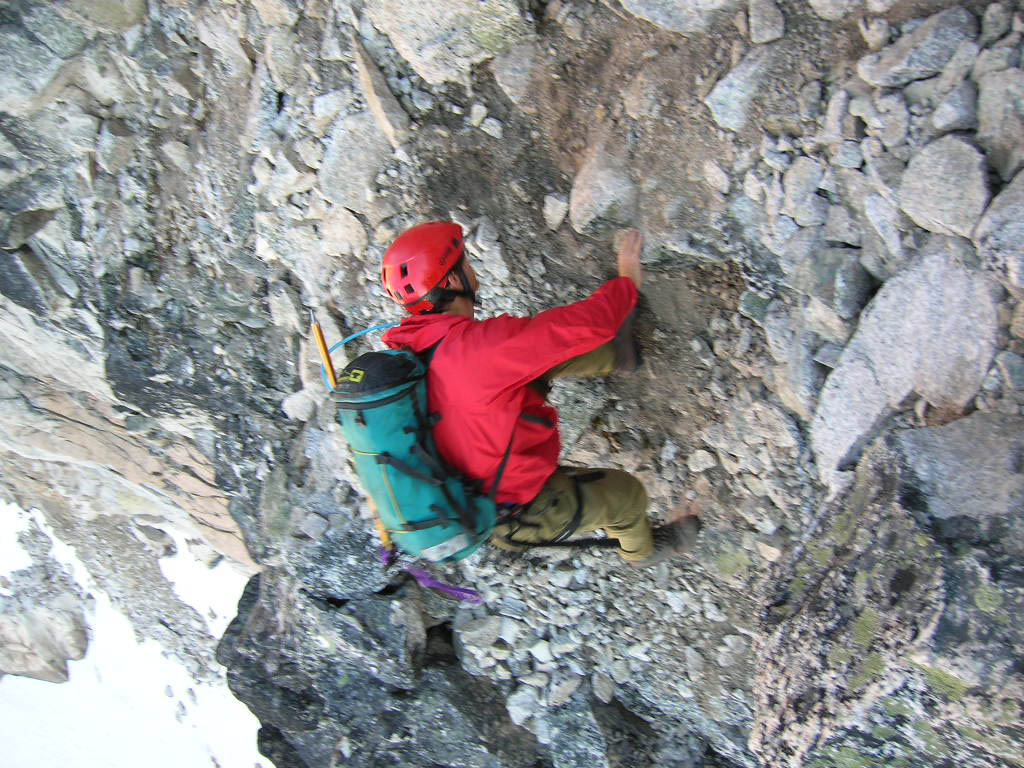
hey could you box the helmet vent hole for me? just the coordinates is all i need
[404,284,415,294]
[400,263,409,277]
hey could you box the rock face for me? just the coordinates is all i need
[857,6,978,87]
[364,0,530,86]
[976,68,1024,181]
[899,135,990,237]
[0,523,89,682]
[974,168,1024,292]
[811,238,999,488]
[619,0,742,35]
[568,141,638,234]
[2,2,1023,768]
[705,44,778,132]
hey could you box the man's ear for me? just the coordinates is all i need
[444,272,463,290]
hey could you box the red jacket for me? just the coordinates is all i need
[383,277,637,505]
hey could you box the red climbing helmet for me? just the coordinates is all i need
[381,221,472,314]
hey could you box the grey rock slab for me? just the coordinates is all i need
[704,159,731,194]
[973,168,1024,291]
[788,247,874,319]
[507,684,542,726]
[704,43,779,132]
[537,695,610,768]
[749,0,785,44]
[892,411,1024,523]
[857,6,979,87]
[21,5,90,58]
[971,42,1020,81]
[811,237,999,487]
[976,68,1024,181]
[859,17,891,51]
[568,142,638,234]
[492,41,542,114]
[781,156,827,226]
[833,140,863,168]
[364,0,529,86]
[543,193,569,231]
[980,3,1013,47]
[0,27,67,117]
[68,0,145,31]
[995,350,1024,389]
[318,111,391,214]
[352,37,411,149]
[807,0,862,21]
[619,0,742,35]
[932,78,978,131]
[864,193,907,266]
[873,92,910,148]
[821,88,852,145]
[826,204,863,246]
[899,135,990,238]
[936,39,981,94]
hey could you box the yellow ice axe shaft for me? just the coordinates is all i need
[370,500,393,551]
[311,311,338,391]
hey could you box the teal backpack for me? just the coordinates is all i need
[332,346,509,563]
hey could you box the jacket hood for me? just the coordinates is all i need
[382,313,469,352]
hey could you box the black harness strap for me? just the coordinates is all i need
[376,453,442,486]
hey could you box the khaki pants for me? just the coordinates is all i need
[491,344,654,561]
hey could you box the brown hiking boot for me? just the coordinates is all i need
[628,515,702,568]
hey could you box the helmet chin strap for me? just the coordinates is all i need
[452,259,478,305]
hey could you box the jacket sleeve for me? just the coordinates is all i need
[470,277,638,397]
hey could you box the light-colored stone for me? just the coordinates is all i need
[892,412,1024,521]
[321,207,368,257]
[318,112,391,214]
[69,0,145,30]
[973,169,1024,291]
[704,44,778,132]
[807,0,861,21]
[568,142,638,234]
[507,684,541,726]
[543,194,569,231]
[972,44,1020,81]
[619,0,742,35]
[749,0,784,44]
[857,7,979,87]
[936,40,981,94]
[480,118,504,139]
[859,17,891,51]
[980,4,1012,47]
[976,68,1024,181]
[811,238,1000,487]
[249,0,298,27]
[282,389,317,422]
[899,135,990,238]
[688,450,718,473]
[781,157,827,227]
[825,205,862,246]
[364,0,529,86]
[932,79,978,132]
[492,42,541,114]
[704,160,731,194]
[352,37,411,149]
[0,28,67,117]
[863,193,906,266]
[592,672,615,704]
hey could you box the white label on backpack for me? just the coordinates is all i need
[422,534,471,562]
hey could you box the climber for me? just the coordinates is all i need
[379,221,700,567]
